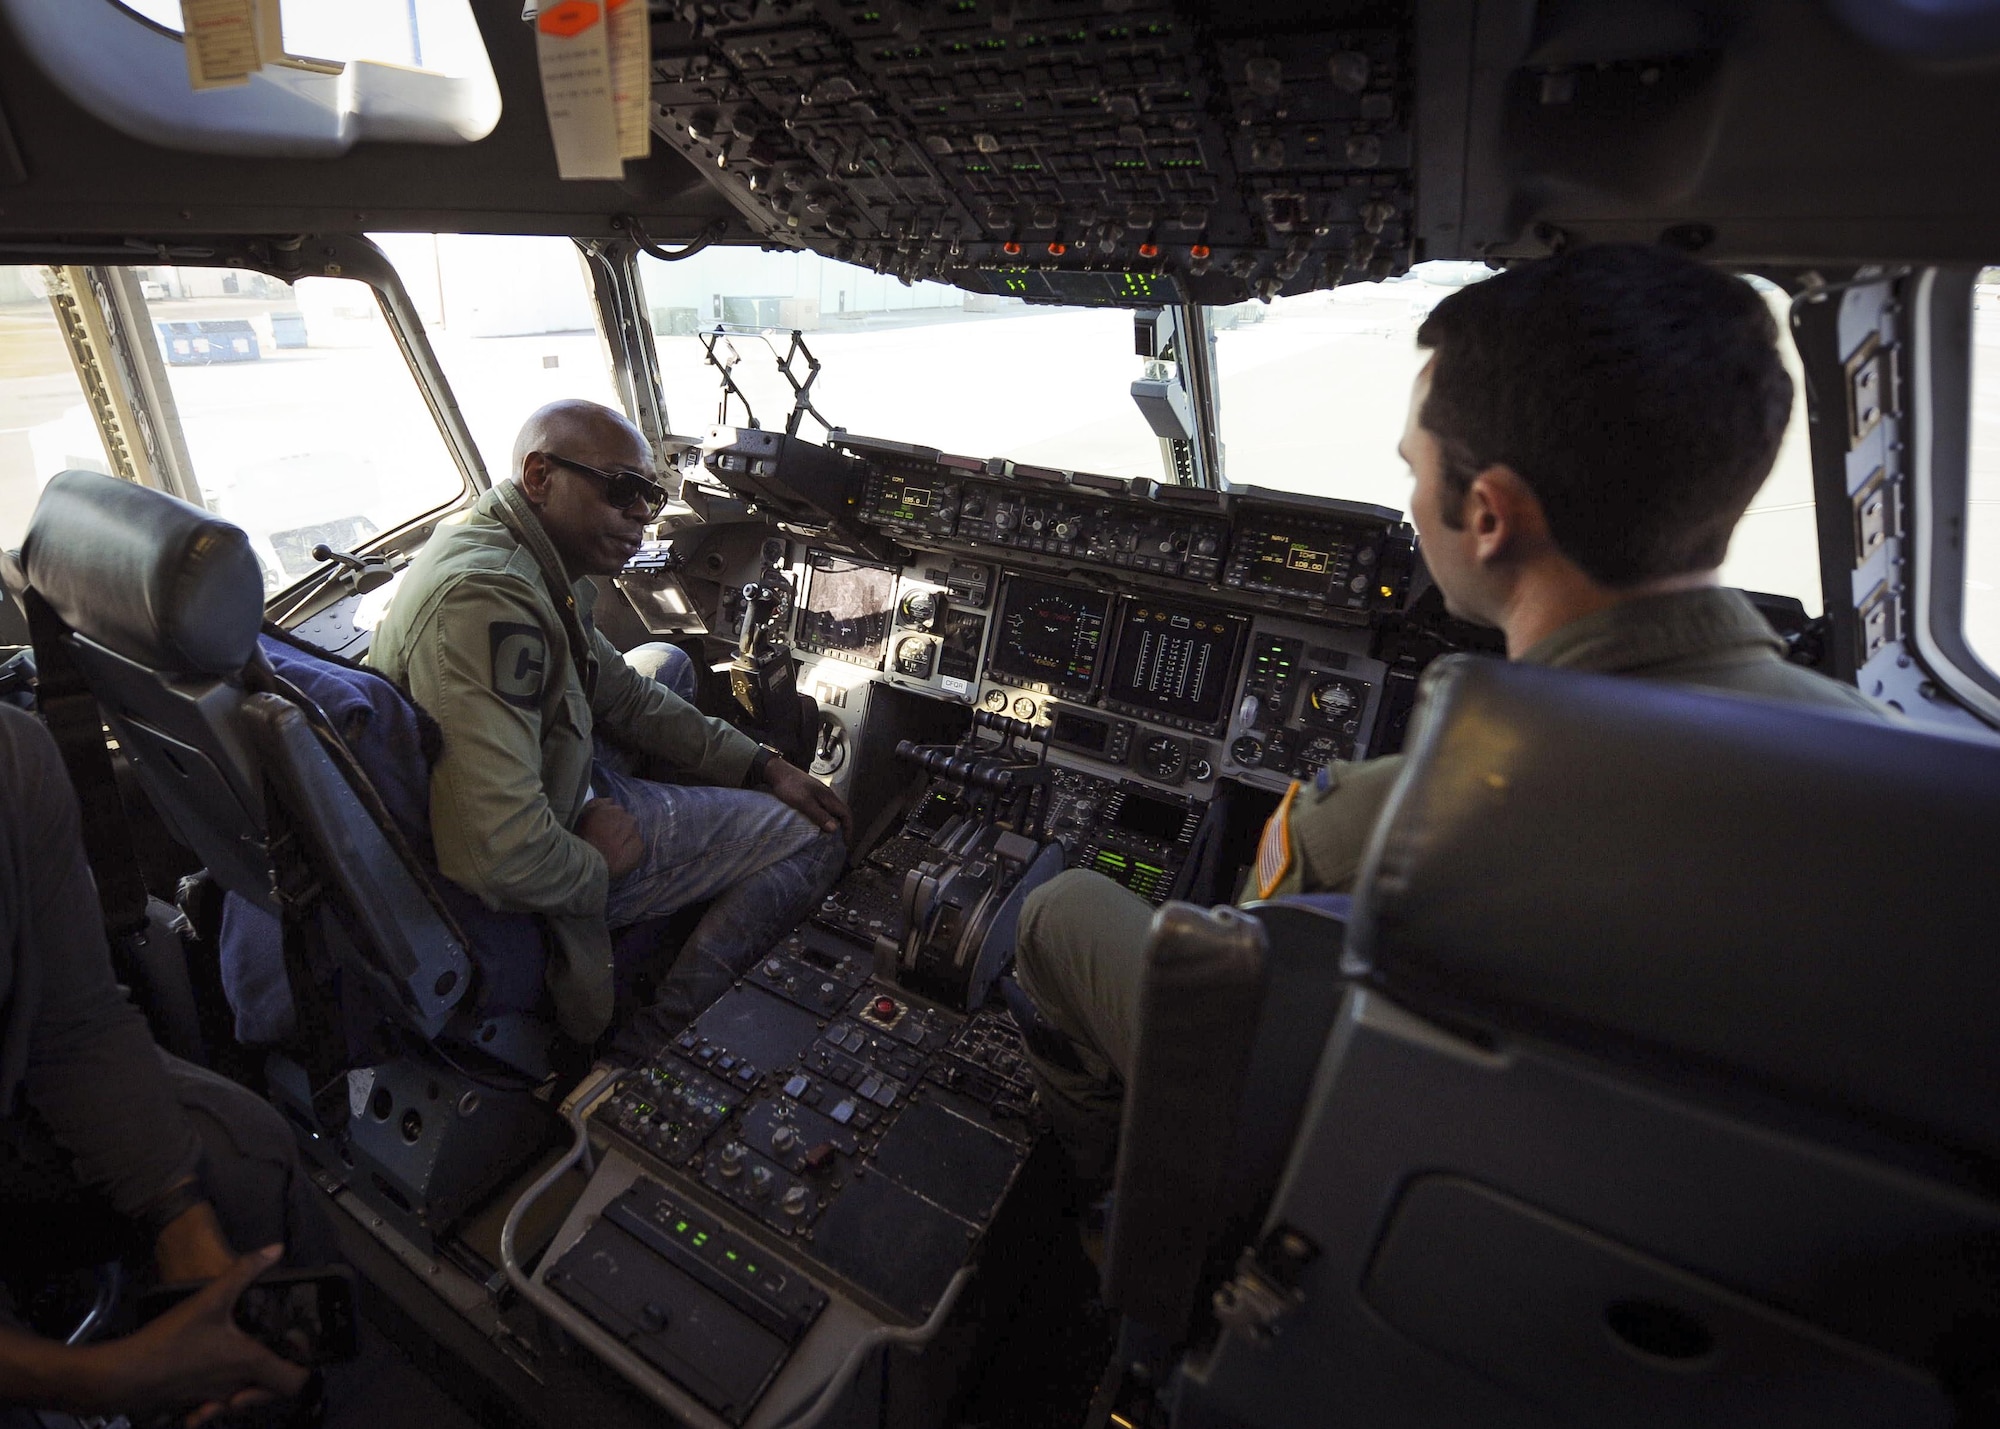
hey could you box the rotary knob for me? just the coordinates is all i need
[1054,518,1080,541]
[718,1142,746,1178]
[748,1165,775,1199]
[781,1185,811,1217]
[770,1124,799,1154]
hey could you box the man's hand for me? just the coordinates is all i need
[577,797,644,879]
[94,1245,309,1427]
[764,757,851,838]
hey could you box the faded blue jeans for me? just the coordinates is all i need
[596,644,845,1053]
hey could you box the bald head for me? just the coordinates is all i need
[512,399,658,577]
[510,399,646,483]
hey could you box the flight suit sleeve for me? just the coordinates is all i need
[588,624,759,786]
[1243,754,1407,900]
[407,576,610,919]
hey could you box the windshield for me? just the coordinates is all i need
[638,247,1165,479]
[1207,267,1823,614]
[375,234,623,483]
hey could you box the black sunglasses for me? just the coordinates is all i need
[541,451,670,519]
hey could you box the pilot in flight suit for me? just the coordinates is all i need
[1013,244,1892,1184]
[368,402,848,1051]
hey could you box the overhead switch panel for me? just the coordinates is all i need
[642,0,1416,304]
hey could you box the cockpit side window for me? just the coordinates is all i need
[1963,267,2000,677]
[128,268,466,592]
[0,267,116,548]
[1206,269,1824,614]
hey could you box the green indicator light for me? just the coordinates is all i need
[724,1250,739,1262]
[674,1220,689,1234]
[860,8,880,17]
[692,1232,708,1247]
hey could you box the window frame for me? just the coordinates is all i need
[1908,266,2000,724]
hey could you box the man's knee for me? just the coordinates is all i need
[626,642,698,703]
[163,1057,334,1262]
[1015,869,1108,988]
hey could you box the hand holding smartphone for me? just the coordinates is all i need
[140,1264,359,1367]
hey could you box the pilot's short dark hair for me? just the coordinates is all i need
[1414,243,1794,588]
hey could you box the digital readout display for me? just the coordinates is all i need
[871,465,952,525]
[1105,602,1247,731]
[987,575,1110,698]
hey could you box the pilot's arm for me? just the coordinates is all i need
[1246,754,1407,900]
[588,623,759,786]
[406,575,613,917]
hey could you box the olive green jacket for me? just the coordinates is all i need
[367,482,758,1041]
[1252,588,1887,900]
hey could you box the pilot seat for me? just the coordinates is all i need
[1099,655,2000,1429]
[11,469,566,1250]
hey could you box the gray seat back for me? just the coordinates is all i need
[20,470,469,1040]
[1176,656,2000,1429]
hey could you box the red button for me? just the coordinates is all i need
[873,997,898,1018]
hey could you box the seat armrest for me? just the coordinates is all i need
[1103,902,1269,1341]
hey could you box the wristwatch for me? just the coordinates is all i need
[746,743,783,787]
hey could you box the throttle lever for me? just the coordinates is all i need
[972,710,1050,743]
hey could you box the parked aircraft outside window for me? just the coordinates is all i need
[131,269,464,590]
[0,266,113,548]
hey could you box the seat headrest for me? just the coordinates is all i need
[22,470,264,676]
[1350,655,2000,1168]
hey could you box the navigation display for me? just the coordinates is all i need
[1105,601,1247,734]
[796,552,898,668]
[986,576,1111,699]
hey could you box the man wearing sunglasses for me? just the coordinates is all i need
[369,400,850,1056]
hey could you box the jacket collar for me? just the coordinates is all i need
[485,481,577,593]
[1519,587,1785,675]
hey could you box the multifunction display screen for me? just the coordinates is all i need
[987,575,1111,699]
[1105,602,1247,734]
[1114,789,1189,844]
[796,553,898,669]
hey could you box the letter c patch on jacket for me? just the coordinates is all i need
[489,622,547,708]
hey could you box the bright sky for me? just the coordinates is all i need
[118,0,488,75]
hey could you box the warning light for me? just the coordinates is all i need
[1002,241,1022,255]
[1137,242,1159,258]
[1380,586,1394,598]
[1047,241,1068,256]
[537,0,601,37]
[1190,244,1211,259]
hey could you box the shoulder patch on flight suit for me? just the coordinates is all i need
[488,621,548,709]
[1254,781,1301,899]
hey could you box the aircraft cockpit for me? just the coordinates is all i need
[1,3,1999,1428]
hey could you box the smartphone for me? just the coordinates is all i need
[140,1265,359,1366]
